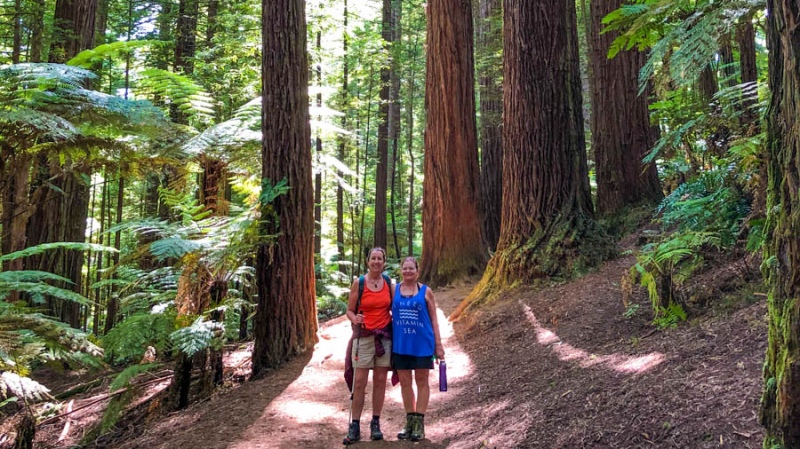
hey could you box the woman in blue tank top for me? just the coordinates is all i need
[392,256,445,441]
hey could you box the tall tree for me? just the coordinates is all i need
[477,0,503,251]
[336,0,349,274]
[252,0,318,374]
[589,0,662,216]
[49,0,97,63]
[24,0,98,326]
[760,1,800,446]
[461,0,613,310]
[373,0,394,250]
[419,0,486,287]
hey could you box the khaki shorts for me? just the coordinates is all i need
[352,336,392,369]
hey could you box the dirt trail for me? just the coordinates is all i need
[33,250,766,449]
[116,285,474,449]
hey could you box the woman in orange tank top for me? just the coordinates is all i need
[343,247,393,444]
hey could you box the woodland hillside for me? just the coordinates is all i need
[0,0,799,448]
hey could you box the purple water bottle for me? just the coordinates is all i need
[439,360,447,392]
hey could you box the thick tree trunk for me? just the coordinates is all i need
[461,0,614,312]
[25,159,90,327]
[50,0,97,63]
[760,1,800,447]
[373,0,393,251]
[589,0,662,216]
[0,149,33,304]
[252,0,318,374]
[420,0,487,287]
[477,0,503,251]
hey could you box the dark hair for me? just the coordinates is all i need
[367,247,387,262]
[401,256,418,270]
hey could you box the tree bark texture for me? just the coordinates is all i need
[49,0,97,63]
[104,175,124,333]
[12,0,22,63]
[29,1,45,62]
[760,1,800,447]
[460,0,613,312]
[252,0,318,375]
[0,150,32,275]
[373,0,393,251]
[477,0,503,251]
[589,0,662,216]
[25,158,91,327]
[336,0,348,274]
[420,0,487,287]
[315,31,323,263]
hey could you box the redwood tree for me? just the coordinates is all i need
[373,0,394,251]
[477,0,503,251]
[461,0,613,310]
[252,0,318,374]
[420,0,486,287]
[759,1,800,446]
[589,0,662,216]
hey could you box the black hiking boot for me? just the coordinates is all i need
[343,421,360,445]
[397,414,413,440]
[370,417,384,440]
[410,414,424,441]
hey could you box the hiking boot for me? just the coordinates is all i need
[397,415,413,440]
[370,417,384,440]
[410,415,425,441]
[344,421,360,445]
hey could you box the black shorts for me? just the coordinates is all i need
[392,353,434,370]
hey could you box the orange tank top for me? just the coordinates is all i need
[360,281,391,330]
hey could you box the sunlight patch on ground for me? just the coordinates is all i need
[276,399,340,423]
[522,302,664,375]
[235,292,476,447]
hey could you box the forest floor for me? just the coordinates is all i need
[22,235,767,449]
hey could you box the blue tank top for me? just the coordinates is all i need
[392,284,435,357]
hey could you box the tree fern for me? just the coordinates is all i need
[170,317,222,357]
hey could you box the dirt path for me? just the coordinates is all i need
[115,285,474,449]
[33,250,766,448]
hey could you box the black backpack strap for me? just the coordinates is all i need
[356,275,365,312]
[382,274,392,303]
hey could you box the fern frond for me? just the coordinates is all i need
[0,371,51,402]
[67,40,155,69]
[170,317,222,357]
[109,363,160,392]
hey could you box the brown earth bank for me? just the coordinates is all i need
[14,248,766,449]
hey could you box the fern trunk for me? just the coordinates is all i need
[252,0,318,374]
[760,1,800,447]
